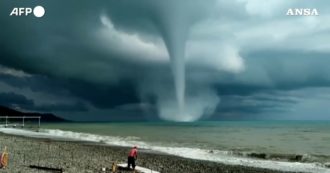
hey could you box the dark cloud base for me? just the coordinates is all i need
[1,0,330,121]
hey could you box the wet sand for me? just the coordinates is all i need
[0,133,301,173]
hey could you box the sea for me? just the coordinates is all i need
[1,121,330,173]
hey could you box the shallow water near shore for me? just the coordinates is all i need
[41,121,330,156]
[1,121,330,172]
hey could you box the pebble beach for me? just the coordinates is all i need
[0,133,304,173]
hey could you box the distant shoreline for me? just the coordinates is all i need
[0,132,301,173]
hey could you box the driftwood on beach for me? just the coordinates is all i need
[29,165,63,172]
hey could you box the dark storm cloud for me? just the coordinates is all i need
[0,91,88,113]
[0,0,330,120]
[0,73,67,95]
[210,50,330,96]
[0,92,34,108]
[241,50,330,89]
[208,49,330,119]
[210,92,298,120]
[0,67,90,115]
[64,80,140,109]
[0,70,139,110]
[33,101,88,112]
[0,0,163,84]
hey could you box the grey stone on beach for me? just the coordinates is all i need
[0,133,303,173]
[247,153,268,159]
[325,162,330,168]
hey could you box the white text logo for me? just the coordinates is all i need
[10,6,45,17]
[286,8,319,16]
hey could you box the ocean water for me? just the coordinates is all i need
[1,121,330,172]
[41,121,330,156]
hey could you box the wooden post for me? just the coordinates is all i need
[5,116,8,127]
[38,117,41,128]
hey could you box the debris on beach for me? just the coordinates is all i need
[117,163,160,173]
[29,165,64,172]
[0,146,9,169]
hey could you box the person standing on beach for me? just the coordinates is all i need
[127,146,138,170]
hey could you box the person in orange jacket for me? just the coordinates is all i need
[127,146,138,170]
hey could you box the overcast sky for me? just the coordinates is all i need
[0,0,330,121]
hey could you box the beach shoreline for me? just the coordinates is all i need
[0,132,303,173]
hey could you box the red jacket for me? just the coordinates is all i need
[128,148,137,157]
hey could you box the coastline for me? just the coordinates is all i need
[0,132,300,173]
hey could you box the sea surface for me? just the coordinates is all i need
[1,121,330,172]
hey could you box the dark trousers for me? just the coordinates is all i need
[127,156,136,169]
